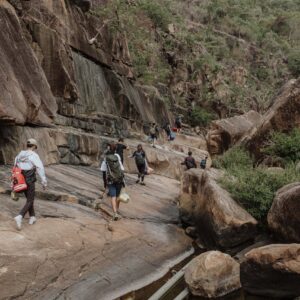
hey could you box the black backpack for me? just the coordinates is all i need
[200,159,207,169]
[106,154,124,184]
[135,152,145,166]
[185,157,195,169]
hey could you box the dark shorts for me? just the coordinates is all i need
[108,183,122,197]
[150,134,157,140]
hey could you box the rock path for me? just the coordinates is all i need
[0,165,192,300]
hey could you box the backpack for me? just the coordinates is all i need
[150,127,156,135]
[169,131,175,141]
[11,166,27,192]
[106,154,124,184]
[135,152,145,166]
[200,159,207,169]
[185,157,195,169]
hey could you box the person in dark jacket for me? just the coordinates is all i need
[181,151,197,170]
[116,138,129,164]
[131,144,147,185]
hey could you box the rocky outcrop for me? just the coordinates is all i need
[245,78,300,159]
[207,110,262,155]
[185,251,241,298]
[0,1,57,125]
[268,183,300,242]
[179,169,257,249]
[0,0,173,165]
[241,244,300,298]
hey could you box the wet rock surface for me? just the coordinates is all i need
[0,165,192,300]
[179,169,257,249]
[241,244,300,298]
[185,251,241,298]
[268,182,300,242]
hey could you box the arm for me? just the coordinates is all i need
[32,154,47,186]
[181,158,187,165]
[102,171,107,188]
[116,154,125,171]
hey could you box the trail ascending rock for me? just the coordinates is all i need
[0,165,192,300]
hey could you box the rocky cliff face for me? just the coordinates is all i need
[0,0,171,165]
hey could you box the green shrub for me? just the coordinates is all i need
[216,147,300,224]
[287,49,300,76]
[263,129,300,163]
[189,108,215,127]
[138,1,172,31]
[213,147,253,170]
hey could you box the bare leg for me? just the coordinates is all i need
[111,196,118,213]
[117,199,121,211]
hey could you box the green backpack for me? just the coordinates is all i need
[106,154,124,184]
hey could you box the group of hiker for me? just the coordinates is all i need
[148,115,183,147]
[12,114,206,228]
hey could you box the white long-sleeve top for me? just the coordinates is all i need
[100,154,124,172]
[15,150,47,186]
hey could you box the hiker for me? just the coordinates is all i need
[163,122,172,140]
[131,144,147,185]
[181,151,197,170]
[116,138,129,164]
[175,115,182,133]
[14,138,47,230]
[149,123,159,147]
[200,156,208,169]
[101,143,125,221]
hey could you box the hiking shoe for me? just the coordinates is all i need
[29,216,37,225]
[136,179,140,184]
[140,182,146,186]
[113,213,120,221]
[14,215,22,230]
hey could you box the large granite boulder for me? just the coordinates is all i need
[179,169,257,249]
[207,110,262,155]
[245,78,300,159]
[241,244,300,298]
[0,1,57,125]
[185,251,241,298]
[268,183,300,242]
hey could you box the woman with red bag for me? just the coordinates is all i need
[13,138,47,230]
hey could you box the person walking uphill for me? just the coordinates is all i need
[101,143,125,221]
[132,144,147,185]
[14,138,47,230]
[116,138,129,164]
[181,151,197,170]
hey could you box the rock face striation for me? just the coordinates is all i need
[185,251,241,298]
[179,169,257,249]
[268,182,300,242]
[0,0,172,165]
[241,244,300,298]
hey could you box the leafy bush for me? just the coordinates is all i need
[263,129,300,163]
[189,108,215,127]
[216,147,300,224]
[287,49,300,76]
[138,1,172,31]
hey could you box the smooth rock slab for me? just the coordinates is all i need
[241,244,300,298]
[0,165,192,300]
[185,251,241,298]
[268,182,300,242]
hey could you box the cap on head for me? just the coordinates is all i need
[27,138,38,148]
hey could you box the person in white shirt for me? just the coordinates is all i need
[100,143,125,221]
[14,138,47,230]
